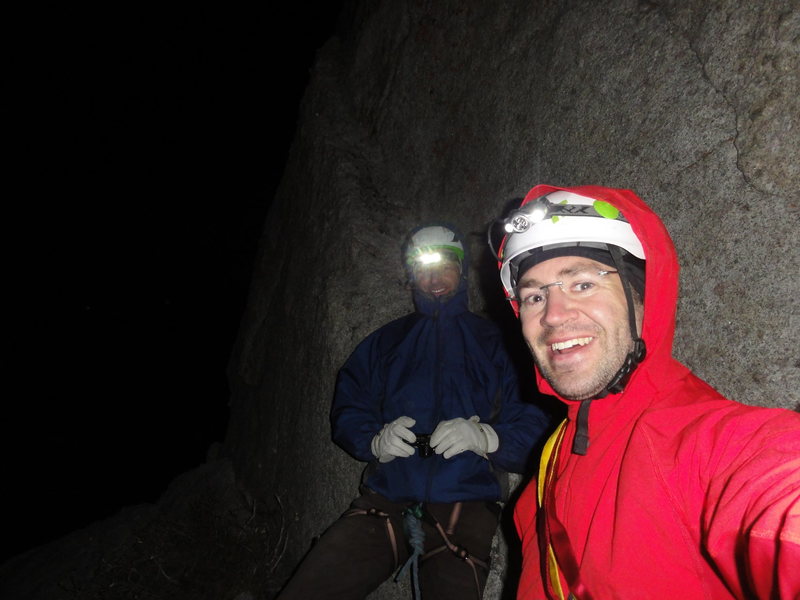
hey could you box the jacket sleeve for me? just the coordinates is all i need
[702,408,800,599]
[329,332,385,463]
[487,344,551,474]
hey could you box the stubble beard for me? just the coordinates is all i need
[530,331,635,401]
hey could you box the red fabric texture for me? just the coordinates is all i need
[512,185,800,599]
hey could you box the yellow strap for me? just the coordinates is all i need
[537,419,568,600]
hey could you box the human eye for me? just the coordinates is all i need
[562,271,598,294]
[443,263,459,273]
[569,280,596,293]
[518,289,545,308]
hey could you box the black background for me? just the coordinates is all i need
[7,4,343,563]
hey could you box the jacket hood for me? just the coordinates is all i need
[518,184,684,408]
[407,221,470,317]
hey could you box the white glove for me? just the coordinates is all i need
[430,415,499,459]
[371,416,417,463]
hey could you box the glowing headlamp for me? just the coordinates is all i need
[503,197,551,233]
[415,251,443,266]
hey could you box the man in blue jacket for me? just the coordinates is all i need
[278,224,550,600]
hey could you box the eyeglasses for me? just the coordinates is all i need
[510,269,619,313]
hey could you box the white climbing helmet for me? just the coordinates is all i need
[404,225,465,268]
[496,189,645,295]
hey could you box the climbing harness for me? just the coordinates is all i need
[395,502,488,600]
[346,499,489,600]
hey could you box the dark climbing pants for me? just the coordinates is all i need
[276,487,500,600]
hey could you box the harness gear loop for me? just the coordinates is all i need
[446,501,462,535]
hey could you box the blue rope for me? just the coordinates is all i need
[395,505,425,600]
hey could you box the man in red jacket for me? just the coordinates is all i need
[489,184,799,599]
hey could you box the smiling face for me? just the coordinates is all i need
[413,259,461,300]
[518,255,643,400]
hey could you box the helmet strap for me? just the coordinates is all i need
[572,246,646,455]
[593,245,646,398]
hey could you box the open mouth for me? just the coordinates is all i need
[551,337,593,353]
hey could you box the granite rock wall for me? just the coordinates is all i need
[226,1,799,597]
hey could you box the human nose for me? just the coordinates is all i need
[427,267,444,283]
[539,284,578,326]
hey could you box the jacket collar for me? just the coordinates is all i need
[412,279,469,318]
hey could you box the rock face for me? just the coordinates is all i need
[3,2,796,600]
[226,1,798,598]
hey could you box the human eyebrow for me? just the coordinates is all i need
[516,277,542,290]
[559,266,595,278]
[567,259,606,271]
[518,261,601,288]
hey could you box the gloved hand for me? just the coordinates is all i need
[371,416,417,463]
[430,415,499,459]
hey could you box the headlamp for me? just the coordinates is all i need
[503,195,628,234]
[503,197,551,233]
[415,251,443,266]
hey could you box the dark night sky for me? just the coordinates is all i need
[7,5,343,563]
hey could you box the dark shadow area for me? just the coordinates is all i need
[6,2,344,567]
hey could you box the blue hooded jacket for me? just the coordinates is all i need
[331,269,549,504]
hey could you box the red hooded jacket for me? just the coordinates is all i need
[512,185,800,599]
